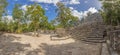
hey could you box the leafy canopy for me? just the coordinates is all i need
[56,2,78,28]
[100,0,120,26]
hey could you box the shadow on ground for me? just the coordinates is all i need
[39,42,101,55]
[26,48,41,55]
[0,33,101,55]
[0,34,31,55]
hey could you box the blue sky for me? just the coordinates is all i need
[6,0,102,21]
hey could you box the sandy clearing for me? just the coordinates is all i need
[8,33,75,49]
[0,33,102,55]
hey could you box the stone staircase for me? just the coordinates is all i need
[81,24,106,43]
[67,21,106,43]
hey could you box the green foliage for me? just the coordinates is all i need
[12,4,24,33]
[56,2,78,28]
[0,0,8,20]
[100,0,120,26]
[0,2,56,33]
[26,3,52,31]
[12,4,23,21]
[7,21,18,33]
[0,0,8,31]
[0,22,7,31]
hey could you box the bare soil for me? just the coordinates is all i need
[0,33,108,55]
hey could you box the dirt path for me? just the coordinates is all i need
[0,33,108,55]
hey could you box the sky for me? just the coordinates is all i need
[6,0,102,21]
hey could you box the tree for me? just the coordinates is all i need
[56,2,78,28]
[0,0,8,20]
[26,3,48,36]
[100,0,120,26]
[0,0,8,31]
[12,4,24,33]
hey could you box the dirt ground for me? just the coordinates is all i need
[0,33,109,55]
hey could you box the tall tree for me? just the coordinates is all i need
[56,2,78,28]
[0,0,8,31]
[0,0,8,20]
[100,0,120,26]
[13,4,23,22]
[26,3,48,36]
[12,4,23,33]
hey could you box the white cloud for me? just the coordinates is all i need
[82,7,98,17]
[84,1,88,3]
[69,7,74,10]
[2,15,12,20]
[30,0,80,5]
[45,7,48,10]
[72,11,83,20]
[30,0,59,5]
[70,7,98,20]
[21,4,27,11]
[69,0,80,4]
[7,10,11,13]
[2,15,13,22]
[87,7,98,13]
[70,7,84,20]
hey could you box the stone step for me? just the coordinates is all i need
[87,36,104,38]
[90,32,103,35]
[88,35,103,37]
[86,37,104,40]
[81,39,106,43]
